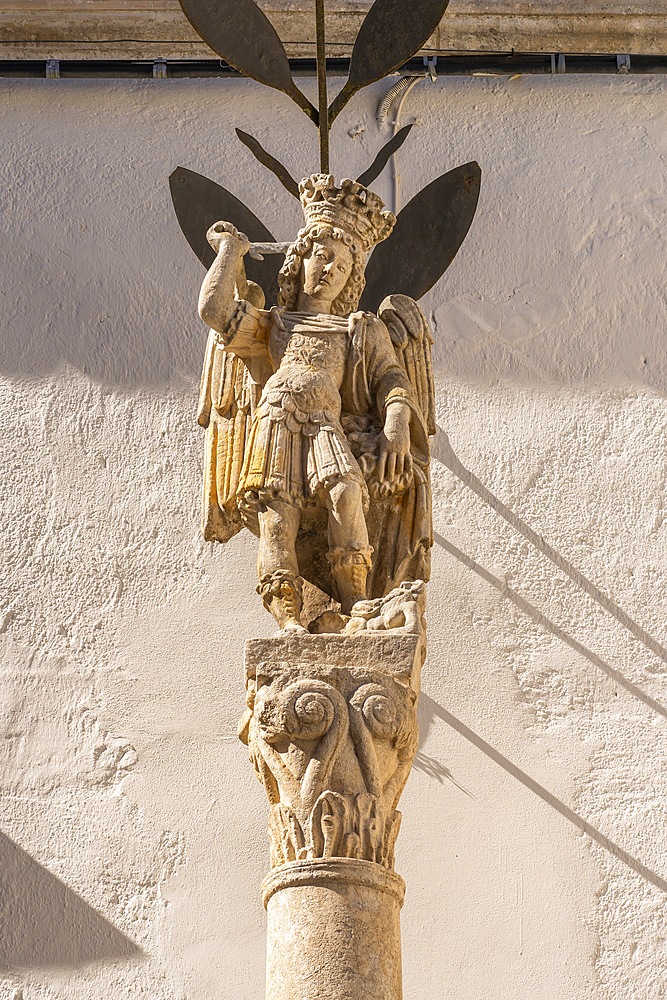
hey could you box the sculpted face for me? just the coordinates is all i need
[300,235,354,302]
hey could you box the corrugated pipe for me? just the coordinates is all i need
[376,76,420,129]
[377,75,427,214]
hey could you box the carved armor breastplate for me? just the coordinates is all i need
[265,312,350,418]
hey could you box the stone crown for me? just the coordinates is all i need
[299,174,396,252]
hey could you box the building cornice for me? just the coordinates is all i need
[0,1,665,62]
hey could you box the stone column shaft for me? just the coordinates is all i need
[239,612,425,1000]
[264,859,404,1000]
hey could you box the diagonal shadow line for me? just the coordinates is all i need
[435,533,667,721]
[432,429,667,669]
[420,694,667,894]
[0,832,143,970]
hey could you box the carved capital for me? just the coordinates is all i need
[241,613,423,872]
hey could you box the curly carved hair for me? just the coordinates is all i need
[277,223,367,316]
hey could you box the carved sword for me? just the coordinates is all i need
[207,221,290,261]
[247,242,291,260]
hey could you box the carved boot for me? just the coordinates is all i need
[257,571,305,631]
[328,544,373,615]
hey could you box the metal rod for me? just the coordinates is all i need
[315,0,329,172]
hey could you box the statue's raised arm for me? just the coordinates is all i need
[197,220,272,546]
[199,220,265,329]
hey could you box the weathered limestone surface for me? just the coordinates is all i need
[197,174,434,632]
[241,596,425,1000]
[243,627,423,869]
[193,129,438,994]
[264,859,404,1000]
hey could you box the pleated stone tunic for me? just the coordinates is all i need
[228,306,367,508]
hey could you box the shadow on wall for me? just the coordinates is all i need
[0,178,205,388]
[432,429,667,674]
[0,833,142,970]
[415,696,476,796]
[436,532,667,721]
[429,282,667,396]
[417,693,667,896]
[414,438,667,892]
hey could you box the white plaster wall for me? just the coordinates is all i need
[0,72,665,999]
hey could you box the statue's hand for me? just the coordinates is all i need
[377,401,412,483]
[206,221,251,257]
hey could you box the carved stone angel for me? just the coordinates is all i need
[197,175,435,631]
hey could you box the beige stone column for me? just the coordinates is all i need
[263,859,404,1000]
[239,594,425,1000]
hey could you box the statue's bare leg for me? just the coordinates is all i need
[257,499,304,630]
[324,481,373,614]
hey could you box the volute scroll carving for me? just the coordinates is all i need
[241,589,424,873]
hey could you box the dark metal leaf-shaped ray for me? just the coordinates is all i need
[169,166,283,306]
[359,161,481,312]
[329,0,450,123]
[178,0,318,124]
[235,129,300,199]
[356,124,413,188]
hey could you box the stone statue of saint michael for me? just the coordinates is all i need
[197,174,435,632]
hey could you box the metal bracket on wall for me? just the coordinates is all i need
[153,59,168,78]
[423,55,438,82]
[4,52,664,82]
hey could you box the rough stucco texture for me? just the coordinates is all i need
[0,74,666,999]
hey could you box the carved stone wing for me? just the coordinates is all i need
[198,334,260,543]
[366,295,435,598]
[378,294,435,436]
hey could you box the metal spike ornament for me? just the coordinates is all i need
[178,0,453,174]
[327,0,453,122]
[171,4,482,1000]
[173,0,480,304]
[178,0,318,122]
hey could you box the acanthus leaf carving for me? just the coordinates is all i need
[243,620,422,872]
